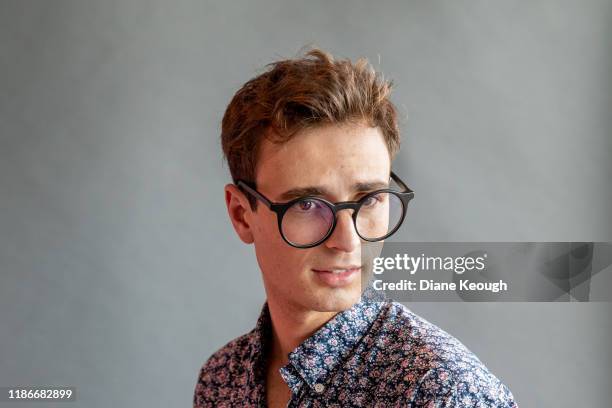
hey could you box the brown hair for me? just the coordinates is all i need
[221,47,401,207]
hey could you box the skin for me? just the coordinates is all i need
[224,121,392,407]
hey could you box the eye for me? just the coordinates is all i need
[362,197,376,207]
[362,193,384,207]
[297,199,317,211]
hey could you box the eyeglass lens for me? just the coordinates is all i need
[280,192,404,246]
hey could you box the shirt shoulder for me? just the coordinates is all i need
[198,330,253,373]
[375,301,518,407]
[193,330,257,407]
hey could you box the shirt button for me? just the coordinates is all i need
[313,383,325,393]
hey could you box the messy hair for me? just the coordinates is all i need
[221,47,401,207]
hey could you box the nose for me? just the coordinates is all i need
[324,209,360,252]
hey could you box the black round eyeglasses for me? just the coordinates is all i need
[236,172,415,249]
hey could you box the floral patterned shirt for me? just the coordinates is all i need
[193,292,518,407]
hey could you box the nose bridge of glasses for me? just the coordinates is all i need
[333,201,360,212]
[332,202,361,224]
[329,202,360,243]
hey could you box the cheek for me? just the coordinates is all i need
[252,212,283,250]
[253,226,315,280]
[252,213,293,269]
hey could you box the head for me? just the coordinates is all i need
[222,48,400,313]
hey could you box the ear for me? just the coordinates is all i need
[224,184,255,244]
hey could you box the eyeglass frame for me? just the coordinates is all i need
[236,171,415,249]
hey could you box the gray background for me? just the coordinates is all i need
[1,1,611,407]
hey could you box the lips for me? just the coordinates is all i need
[313,267,360,274]
[312,266,361,287]
[312,265,361,273]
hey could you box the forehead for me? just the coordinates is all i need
[255,122,391,196]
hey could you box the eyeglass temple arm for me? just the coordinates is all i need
[390,171,413,193]
[236,180,273,208]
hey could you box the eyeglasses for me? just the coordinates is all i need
[236,172,415,248]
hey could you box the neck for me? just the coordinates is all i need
[266,298,337,366]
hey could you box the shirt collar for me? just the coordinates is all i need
[239,302,272,404]
[246,286,386,395]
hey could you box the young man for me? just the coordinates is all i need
[194,48,518,407]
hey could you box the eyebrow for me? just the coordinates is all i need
[277,180,390,201]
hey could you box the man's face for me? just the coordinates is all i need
[245,122,391,313]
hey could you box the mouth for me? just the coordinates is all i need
[311,266,361,287]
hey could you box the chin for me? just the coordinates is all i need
[308,287,362,312]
